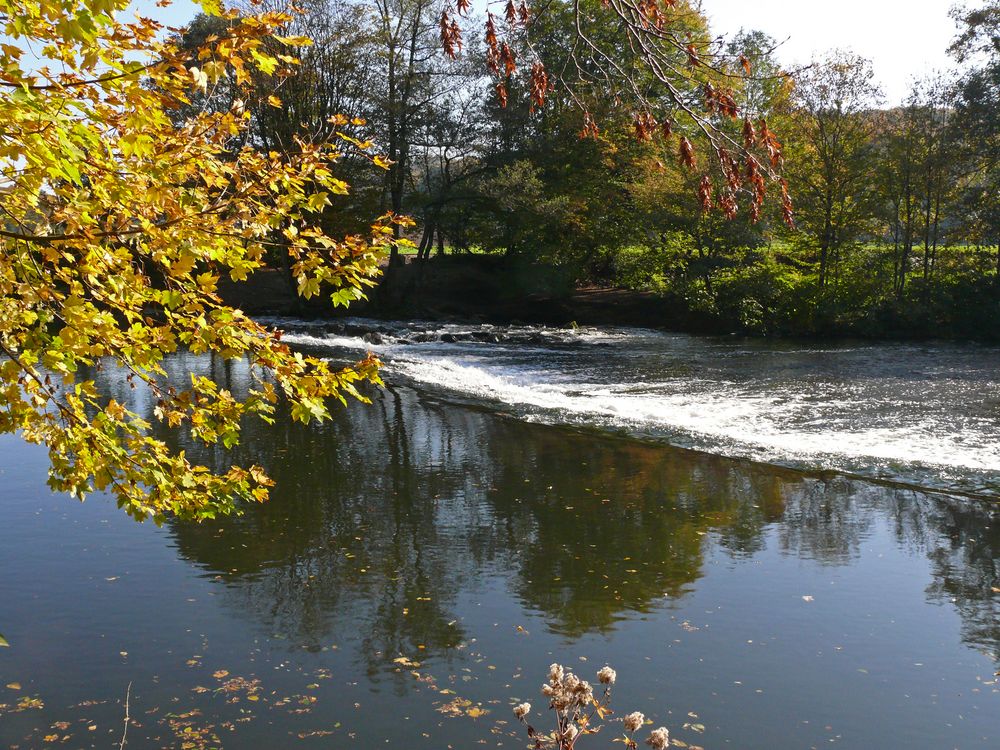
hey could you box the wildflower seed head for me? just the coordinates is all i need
[646,727,670,750]
[624,711,645,733]
[597,666,617,685]
[540,665,597,714]
[513,702,531,720]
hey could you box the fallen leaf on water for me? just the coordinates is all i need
[437,697,472,717]
[0,633,8,648]
[802,596,814,602]
[5,683,20,691]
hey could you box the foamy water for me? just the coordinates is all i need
[271,318,1000,496]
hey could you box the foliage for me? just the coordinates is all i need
[0,0,402,520]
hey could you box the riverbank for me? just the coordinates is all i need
[220,256,689,329]
[219,255,1000,342]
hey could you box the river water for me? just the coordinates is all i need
[280,319,1000,498]
[1,321,999,748]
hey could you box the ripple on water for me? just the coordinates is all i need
[274,318,1000,496]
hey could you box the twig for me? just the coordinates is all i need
[119,681,132,750]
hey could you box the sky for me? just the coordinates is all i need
[700,0,959,103]
[144,0,960,104]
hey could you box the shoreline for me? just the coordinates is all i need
[220,259,1000,344]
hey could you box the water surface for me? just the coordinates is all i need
[277,319,1000,497]
[1,328,999,749]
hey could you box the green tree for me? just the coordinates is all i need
[952,2,1000,280]
[783,51,882,289]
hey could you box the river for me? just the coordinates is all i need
[0,321,998,748]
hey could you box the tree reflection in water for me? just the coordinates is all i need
[111,353,1000,667]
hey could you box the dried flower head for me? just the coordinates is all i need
[597,666,616,685]
[513,702,531,720]
[541,663,597,715]
[624,711,645,733]
[646,727,670,749]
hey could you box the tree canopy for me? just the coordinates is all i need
[0,0,403,521]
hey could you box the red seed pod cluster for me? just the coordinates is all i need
[679,136,696,168]
[482,4,533,110]
[529,62,550,111]
[633,111,658,142]
[780,179,794,227]
[746,156,767,210]
[742,117,756,150]
[485,12,500,75]
[440,7,462,59]
[758,118,783,168]
[717,190,739,220]
[686,43,700,68]
[637,0,667,29]
[698,174,713,214]
[499,42,517,76]
[704,82,739,118]
[717,147,740,191]
[505,0,518,25]
[580,112,600,139]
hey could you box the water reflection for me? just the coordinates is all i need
[115,354,1000,663]
[924,499,1000,659]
